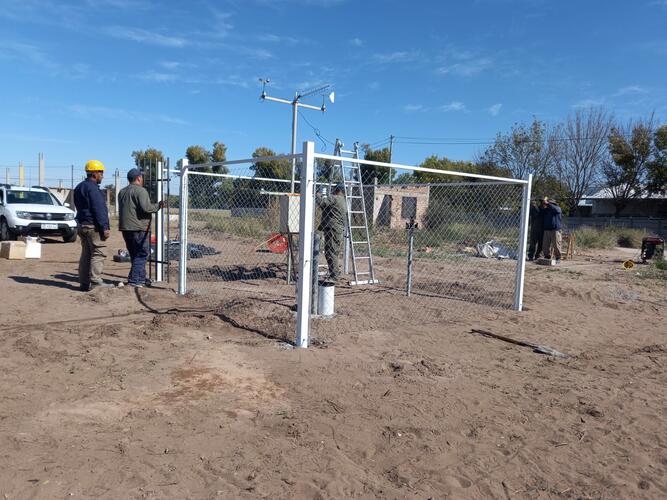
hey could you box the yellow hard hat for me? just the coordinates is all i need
[85,159,105,172]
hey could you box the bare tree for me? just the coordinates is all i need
[555,108,613,215]
[477,118,561,181]
[603,115,655,216]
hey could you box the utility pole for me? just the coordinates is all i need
[388,135,394,185]
[259,79,335,193]
[5,167,10,184]
[114,169,120,217]
[19,161,25,187]
[38,152,45,187]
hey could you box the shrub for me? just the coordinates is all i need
[573,226,648,249]
[572,226,617,249]
[615,228,648,248]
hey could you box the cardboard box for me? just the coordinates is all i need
[1,241,27,260]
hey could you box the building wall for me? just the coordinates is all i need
[48,187,74,206]
[591,199,667,217]
[370,185,430,229]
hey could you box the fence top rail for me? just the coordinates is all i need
[374,181,518,188]
[184,170,293,184]
[313,152,529,185]
[183,153,303,172]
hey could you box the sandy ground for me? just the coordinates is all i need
[0,231,665,499]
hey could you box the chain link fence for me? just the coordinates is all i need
[177,157,304,341]
[176,144,530,347]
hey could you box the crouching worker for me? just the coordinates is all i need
[316,183,347,282]
[118,168,163,287]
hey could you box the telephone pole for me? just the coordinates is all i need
[388,135,395,184]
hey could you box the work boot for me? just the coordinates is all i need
[90,281,115,290]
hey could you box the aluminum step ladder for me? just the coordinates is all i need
[330,139,378,286]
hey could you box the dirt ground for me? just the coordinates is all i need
[0,231,665,499]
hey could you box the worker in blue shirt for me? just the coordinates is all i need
[73,160,112,291]
[541,196,563,262]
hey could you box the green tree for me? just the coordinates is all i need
[251,147,290,179]
[210,141,229,174]
[131,147,165,169]
[602,117,654,217]
[647,125,667,193]
[361,145,392,184]
[186,145,209,166]
[131,147,165,200]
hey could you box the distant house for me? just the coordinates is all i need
[578,187,667,217]
[365,184,430,229]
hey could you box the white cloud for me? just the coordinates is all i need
[488,103,502,116]
[259,33,299,44]
[373,50,420,63]
[105,26,187,47]
[440,101,466,112]
[349,37,364,47]
[137,71,177,82]
[84,0,152,8]
[572,98,605,108]
[437,58,493,76]
[0,40,89,78]
[68,104,188,125]
[436,46,494,77]
[402,104,425,112]
[238,47,273,60]
[159,61,181,70]
[613,85,648,97]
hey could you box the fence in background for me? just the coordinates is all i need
[565,216,667,238]
[177,142,531,347]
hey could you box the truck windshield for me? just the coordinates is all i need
[6,190,58,205]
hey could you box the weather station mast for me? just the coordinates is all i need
[259,78,335,193]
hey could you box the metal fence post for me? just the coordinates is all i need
[513,174,532,311]
[178,168,189,296]
[296,141,315,348]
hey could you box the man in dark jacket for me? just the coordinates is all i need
[316,184,348,281]
[541,197,563,261]
[527,200,543,261]
[118,168,163,287]
[74,160,111,291]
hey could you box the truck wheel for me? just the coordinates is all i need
[0,218,15,241]
[63,229,78,243]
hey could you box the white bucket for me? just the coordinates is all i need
[318,281,335,316]
[24,236,41,259]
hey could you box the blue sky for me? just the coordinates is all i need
[1,0,666,183]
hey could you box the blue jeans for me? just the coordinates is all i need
[122,231,149,285]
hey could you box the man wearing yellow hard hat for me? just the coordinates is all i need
[73,160,112,291]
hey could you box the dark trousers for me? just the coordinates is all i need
[527,230,543,260]
[122,231,149,285]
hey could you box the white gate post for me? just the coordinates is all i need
[155,161,164,282]
[178,167,189,295]
[513,174,532,311]
[295,141,315,348]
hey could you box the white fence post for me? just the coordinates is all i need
[295,141,315,348]
[513,174,532,311]
[178,168,189,296]
[155,161,164,282]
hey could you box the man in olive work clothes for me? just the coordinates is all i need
[118,168,163,287]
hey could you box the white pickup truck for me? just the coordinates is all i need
[0,185,78,242]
